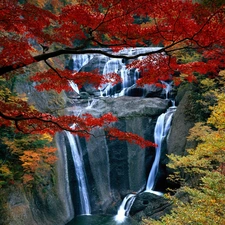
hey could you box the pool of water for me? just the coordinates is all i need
[66,214,138,225]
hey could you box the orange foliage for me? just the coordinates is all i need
[20,147,57,185]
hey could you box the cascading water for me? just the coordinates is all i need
[71,54,94,72]
[145,106,176,194]
[101,47,161,97]
[114,79,176,221]
[65,131,91,215]
[114,194,136,223]
[113,106,176,222]
[161,80,173,100]
[101,58,123,96]
[69,54,94,93]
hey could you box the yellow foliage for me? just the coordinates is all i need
[0,88,11,100]
[23,174,34,184]
[20,151,41,172]
[0,164,13,188]
[28,0,48,8]
[2,138,22,155]
[146,172,225,225]
[169,44,202,64]
[218,69,225,77]
[199,78,216,90]
[39,133,53,142]
[208,93,225,130]
[2,133,55,156]
[187,122,213,142]
[19,147,57,186]
[17,93,28,102]
[0,164,13,178]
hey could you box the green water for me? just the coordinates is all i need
[67,215,138,225]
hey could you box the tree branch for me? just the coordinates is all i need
[0,111,92,135]
[0,48,155,75]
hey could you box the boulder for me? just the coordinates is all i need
[167,91,197,156]
[77,96,170,118]
[130,192,172,222]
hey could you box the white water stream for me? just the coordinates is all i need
[114,105,176,223]
[145,106,176,193]
[115,194,136,223]
[65,132,91,215]
[69,54,94,93]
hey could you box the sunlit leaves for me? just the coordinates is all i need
[0,0,225,77]
[0,164,13,188]
[20,147,57,186]
[128,54,176,86]
[0,123,58,188]
[208,93,225,130]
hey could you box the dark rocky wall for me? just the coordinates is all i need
[2,89,196,224]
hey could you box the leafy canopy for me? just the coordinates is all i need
[0,0,225,144]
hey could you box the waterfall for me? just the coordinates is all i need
[65,131,91,215]
[65,47,176,222]
[68,47,163,97]
[114,106,176,221]
[64,97,100,215]
[145,106,176,193]
[69,54,94,93]
[101,58,123,96]
[101,47,161,97]
[71,54,94,72]
[69,81,80,94]
[114,194,136,223]
[116,67,140,97]
[161,80,173,100]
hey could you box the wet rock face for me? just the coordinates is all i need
[130,192,172,222]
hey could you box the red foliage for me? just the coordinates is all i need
[0,0,225,148]
[30,69,121,93]
[107,127,157,149]
[0,96,118,137]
